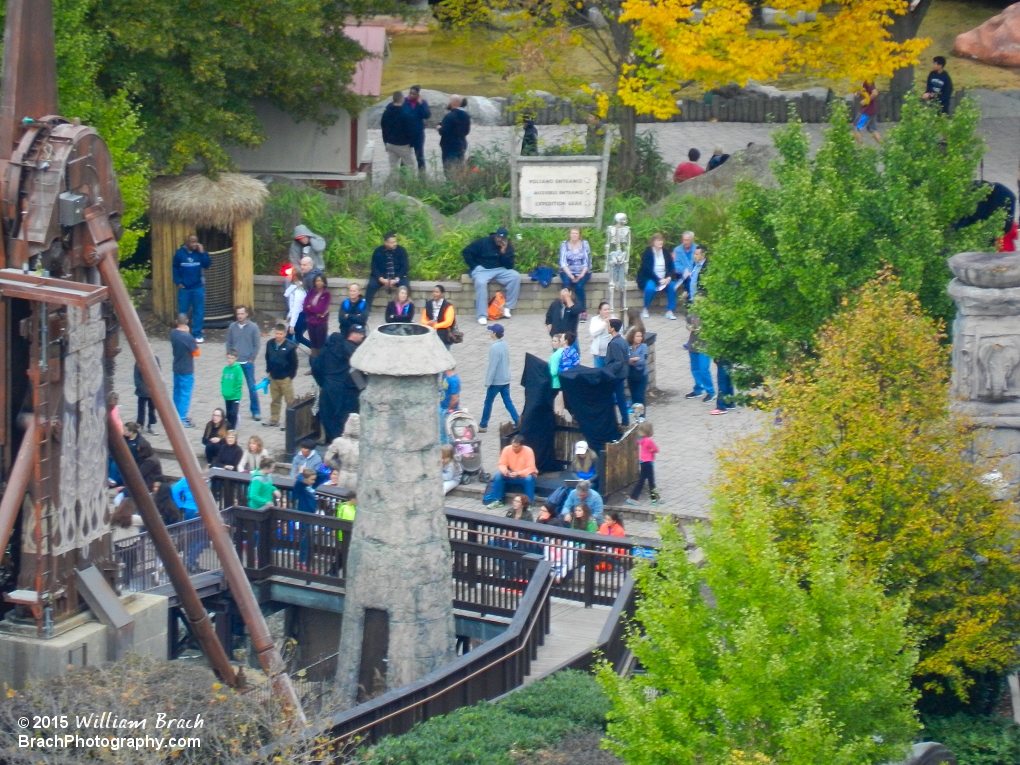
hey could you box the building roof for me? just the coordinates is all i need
[343,25,386,98]
[149,173,268,228]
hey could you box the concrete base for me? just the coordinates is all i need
[0,593,168,690]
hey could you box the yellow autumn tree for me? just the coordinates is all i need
[714,275,1020,698]
[620,0,929,118]
[438,0,927,181]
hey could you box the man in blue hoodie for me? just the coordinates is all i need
[172,235,211,342]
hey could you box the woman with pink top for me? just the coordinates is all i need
[302,273,332,357]
[627,421,660,505]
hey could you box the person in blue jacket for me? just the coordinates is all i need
[403,85,432,171]
[172,235,211,342]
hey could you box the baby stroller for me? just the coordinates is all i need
[446,410,490,484]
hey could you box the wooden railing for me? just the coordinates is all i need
[445,507,656,607]
[281,557,554,753]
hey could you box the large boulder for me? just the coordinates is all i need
[449,198,512,227]
[954,3,1020,67]
[384,192,446,232]
[365,89,505,131]
[647,143,779,215]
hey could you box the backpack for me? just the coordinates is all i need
[487,291,506,321]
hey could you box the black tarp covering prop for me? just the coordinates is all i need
[560,364,620,455]
[519,353,558,472]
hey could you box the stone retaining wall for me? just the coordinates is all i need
[251,272,658,318]
[133,272,667,319]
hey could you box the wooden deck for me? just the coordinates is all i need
[524,598,612,683]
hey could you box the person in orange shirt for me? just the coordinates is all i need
[421,284,457,347]
[484,434,538,507]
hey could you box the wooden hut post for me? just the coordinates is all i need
[149,173,267,325]
[151,215,196,323]
[233,218,255,312]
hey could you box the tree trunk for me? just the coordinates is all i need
[617,103,638,189]
[888,0,935,97]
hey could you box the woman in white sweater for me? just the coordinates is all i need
[589,301,613,368]
[238,435,271,473]
[284,271,306,341]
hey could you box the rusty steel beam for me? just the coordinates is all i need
[0,0,58,161]
[0,415,35,567]
[107,423,238,687]
[0,269,109,308]
[94,252,306,725]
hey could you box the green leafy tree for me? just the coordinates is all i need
[90,0,397,174]
[698,96,1000,387]
[0,0,151,267]
[52,0,150,269]
[598,506,919,765]
[715,277,1020,697]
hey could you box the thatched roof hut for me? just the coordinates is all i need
[149,173,268,325]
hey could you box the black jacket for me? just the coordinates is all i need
[134,357,161,398]
[301,267,324,292]
[265,338,298,380]
[545,300,581,337]
[636,247,678,289]
[370,245,410,282]
[604,334,630,380]
[338,297,370,334]
[463,236,515,272]
[385,300,415,323]
[925,70,953,113]
[213,443,245,470]
[381,103,415,146]
[438,108,471,157]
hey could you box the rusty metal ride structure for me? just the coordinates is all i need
[0,0,304,720]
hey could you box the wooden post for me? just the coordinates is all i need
[151,216,194,323]
[232,218,255,311]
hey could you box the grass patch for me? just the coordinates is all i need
[921,0,1020,91]
[360,671,610,765]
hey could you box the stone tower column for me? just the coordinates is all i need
[334,323,457,707]
[948,251,1020,498]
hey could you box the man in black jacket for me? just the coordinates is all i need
[603,318,630,426]
[366,233,410,313]
[438,95,471,177]
[545,287,581,339]
[462,227,521,325]
[381,91,417,171]
[338,282,370,335]
[312,326,366,441]
[265,323,298,428]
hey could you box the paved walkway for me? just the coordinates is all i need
[114,307,755,528]
[369,89,1020,193]
[119,92,1017,539]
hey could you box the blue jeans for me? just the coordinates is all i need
[594,356,605,369]
[560,270,591,313]
[471,266,522,319]
[177,286,206,338]
[613,378,630,426]
[480,385,519,428]
[689,352,715,396]
[173,373,194,420]
[241,362,261,418]
[485,472,536,503]
[642,279,678,312]
[716,361,734,410]
[292,312,310,348]
[629,374,647,406]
